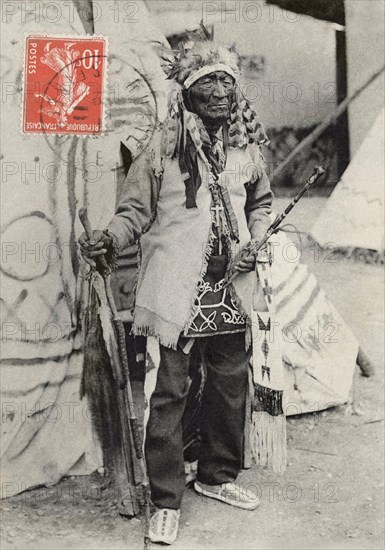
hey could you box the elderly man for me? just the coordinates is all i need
[79,40,273,545]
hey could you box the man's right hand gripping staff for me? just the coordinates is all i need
[78,229,113,269]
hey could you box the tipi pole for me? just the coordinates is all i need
[273,65,385,181]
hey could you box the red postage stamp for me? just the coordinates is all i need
[22,35,107,136]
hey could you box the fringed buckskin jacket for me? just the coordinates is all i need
[108,129,273,350]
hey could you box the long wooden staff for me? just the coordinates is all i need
[225,166,325,287]
[79,208,151,549]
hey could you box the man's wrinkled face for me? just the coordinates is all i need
[187,71,235,128]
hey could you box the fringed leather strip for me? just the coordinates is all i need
[250,411,287,474]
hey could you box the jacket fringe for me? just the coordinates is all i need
[133,306,182,350]
[182,228,216,335]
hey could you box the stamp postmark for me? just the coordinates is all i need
[22,35,107,136]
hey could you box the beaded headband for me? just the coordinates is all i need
[183,63,237,89]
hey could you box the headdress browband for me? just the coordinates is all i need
[183,63,237,89]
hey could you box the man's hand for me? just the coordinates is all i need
[78,230,112,268]
[233,252,256,273]
[233,239,268,273]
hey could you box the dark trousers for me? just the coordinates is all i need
[145,332,250,510]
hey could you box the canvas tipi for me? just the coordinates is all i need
[311,109,384,253]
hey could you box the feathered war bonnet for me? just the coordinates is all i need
[160,24,269,160]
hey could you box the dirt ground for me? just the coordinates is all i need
[1,198,384,550]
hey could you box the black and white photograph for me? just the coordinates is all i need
[1,1,384,548]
